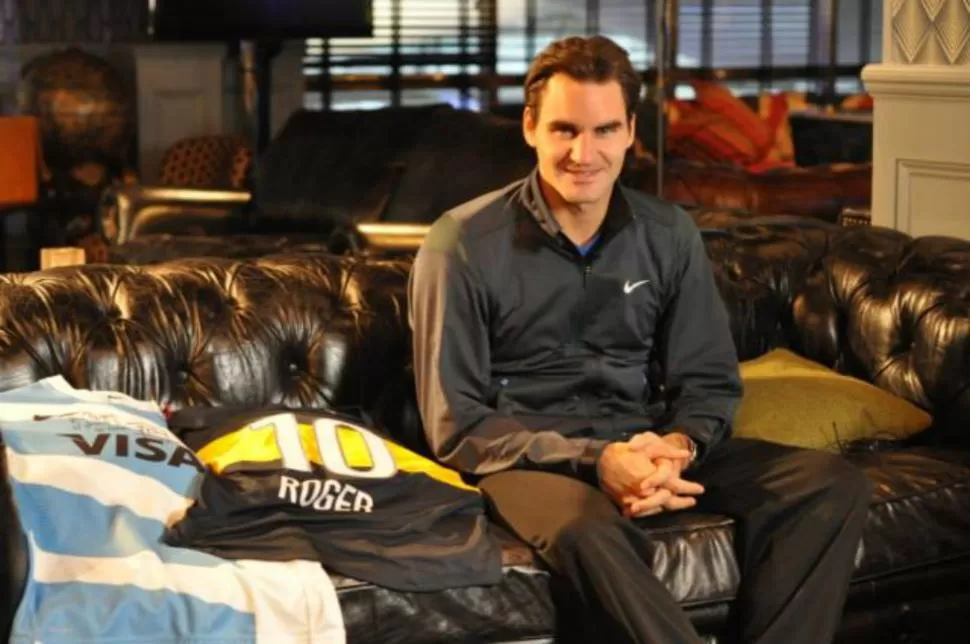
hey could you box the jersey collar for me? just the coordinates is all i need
[518,166,635,242]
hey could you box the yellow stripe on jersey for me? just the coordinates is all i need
[195,418,477,492]
[383,441,477,492]
[197,424,280,474]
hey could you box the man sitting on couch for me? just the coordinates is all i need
[407,35,872,644]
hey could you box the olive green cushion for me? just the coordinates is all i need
[733,349,933,451]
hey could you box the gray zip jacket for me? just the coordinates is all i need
[408,168,742,485]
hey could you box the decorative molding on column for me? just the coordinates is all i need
[895,158,970,237]
[862,63,970,97]
[863,62,970,239]
[888,0,970,65]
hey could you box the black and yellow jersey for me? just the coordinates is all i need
[162,407,503,592]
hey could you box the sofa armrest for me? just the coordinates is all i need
[328,222,431,257]
[100,185,252,244]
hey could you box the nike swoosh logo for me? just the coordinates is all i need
[623,279,651,294]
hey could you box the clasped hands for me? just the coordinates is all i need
[597,432,705,519]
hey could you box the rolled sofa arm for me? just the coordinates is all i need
[328,222,431,257]
[100,184,252,244]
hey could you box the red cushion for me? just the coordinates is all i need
[691,81,775,157]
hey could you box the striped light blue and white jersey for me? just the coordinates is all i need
[0,376,345,644]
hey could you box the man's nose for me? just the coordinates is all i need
[569,133,594,164]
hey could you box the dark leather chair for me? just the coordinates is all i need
[2,223,968,643]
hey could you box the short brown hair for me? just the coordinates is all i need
[524,35,642,119]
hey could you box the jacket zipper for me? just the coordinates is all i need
[567,257,592,349]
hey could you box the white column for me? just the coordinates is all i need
[132,43,229,183]
[861,0,970,239]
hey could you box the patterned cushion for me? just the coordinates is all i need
[667,107,767,166]
[158,135,253,190]
[691,81,775,155]
[666,84,799,172]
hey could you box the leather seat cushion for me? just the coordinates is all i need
[4,443,969,643]
[332,516,738,644]
[850,446,970,581]
[328,445,970,643]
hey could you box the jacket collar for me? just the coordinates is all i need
[518,166,635,242]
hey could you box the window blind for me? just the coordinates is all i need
[495,0,655,75]
[677,0,815,69]
[837,0,882,64]
[303,0,495,108]
[302,0,882,109]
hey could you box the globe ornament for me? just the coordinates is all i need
[18,46,133,176]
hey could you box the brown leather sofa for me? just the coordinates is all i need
[100,104,871,245]
[2,221,968,643]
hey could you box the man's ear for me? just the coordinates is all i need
[522,106,538,148]
[626,113,637,149]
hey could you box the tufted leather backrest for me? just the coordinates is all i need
[705,224,970,441]
[0,224,967,449]
[0,254,412,425]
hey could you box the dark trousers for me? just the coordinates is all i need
[479,438,872,644]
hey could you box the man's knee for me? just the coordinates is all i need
[802,450,873,512]
[551,514,632,561]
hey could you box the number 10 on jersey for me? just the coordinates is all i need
[255,412,398,480]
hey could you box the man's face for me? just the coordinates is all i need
[523,74,636,209]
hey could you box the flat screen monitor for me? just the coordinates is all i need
[151,0,372,40]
